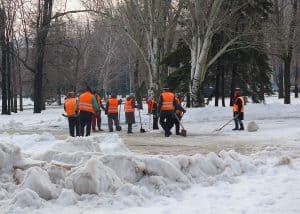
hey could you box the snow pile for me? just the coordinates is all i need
[21,167,59,200]
[65,157,122,195]
[0,143,23,172]
[10,188,43,209]
[247,121,259,132]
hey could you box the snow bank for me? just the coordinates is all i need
[10,188,43,209]
[0,143,23,172]
[65,157,122,195]
[21,167,59,200]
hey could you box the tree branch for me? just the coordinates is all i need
[51,9,106,20]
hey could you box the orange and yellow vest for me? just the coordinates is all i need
[125,99,135,113]
[161,92,175,111]
[79,92,95,113]
[65,98,77,116]
[233,96,244,112]
[108,98,119,113]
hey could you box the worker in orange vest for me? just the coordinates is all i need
[174,95,185,135]
[105,93,122,132]
[146,97,153,114]
[232,88,245,130]
[158,86,186,137]
[64,91,79,137]
[92,91,105,132]
[77,86,99,136]
[124,94,137,133]
[150,97,159,130]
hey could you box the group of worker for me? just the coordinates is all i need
[64,85,188,137]
[64,86,245,137]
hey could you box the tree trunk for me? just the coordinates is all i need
[33,0,53,113]
[0,8,8,114]
[221,64,225,107]
[284,56,291,104]
[18,58,23,111]
[230,64,237,106]
[133,59,143,109]
[278,62,284,99]
[214,68,220,107]
[295,60,299,98]
[6,40,11,114]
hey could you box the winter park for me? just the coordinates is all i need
[1,0,300,213]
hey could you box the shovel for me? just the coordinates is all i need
[213,115,239,132]
[117,100,122,131]
[174,113,187,137]
[138,109,146,133]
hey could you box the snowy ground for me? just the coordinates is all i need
[0,95,300,213]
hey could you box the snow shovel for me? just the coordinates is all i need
[214,115,239,132]
[117,100,122,131]
[138,109,146,133]
[174,113,187,137]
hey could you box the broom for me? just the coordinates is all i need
[174,113,187,137]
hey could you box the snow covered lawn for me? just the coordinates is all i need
[0,95,299,213]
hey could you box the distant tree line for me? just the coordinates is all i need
[0,0,299,114]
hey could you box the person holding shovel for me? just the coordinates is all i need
[124,93,137,134]
[158,86,186,137]
[64,91,79,137]
[174,95,185,135]
[78,86,99,136]
[105,93,122,132]
[232,88,245,131]
[92,91,105,132]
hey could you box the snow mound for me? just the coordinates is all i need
[57,189,78,205]
[65,157,122,195]
[97,134,130,154]
[0,143,23,171]
[21,167,58,200]
[10,188,43,209]
[247,121,259,132]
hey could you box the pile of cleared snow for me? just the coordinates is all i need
[0,140,297,213]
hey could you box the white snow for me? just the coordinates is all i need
[0,95,299,213]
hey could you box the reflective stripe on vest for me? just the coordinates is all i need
[79,92,95,113]
[161,92,175,111]
[125,99,134,113]
[233,97,244,112]
[108,98,118,113]
[65,98,77,116]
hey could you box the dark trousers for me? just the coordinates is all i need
[108,114,120,132]
[68,117,79,137]
[234,113,244,129]
[153,114,159,130]
[79,111,93,136]
[127,123,132,133]
[159,112,175,134]
[174,115,182,134]
[92,110,102,130]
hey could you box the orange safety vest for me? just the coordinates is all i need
[161,92,175,111]
[150,100,157,113]
[79,92,95,113]
[65,98,77,116]
[125,99,134,113]
[233,96,244,112]
[96,95,101,106]
[147,99,153,110]
[108,98,119,113]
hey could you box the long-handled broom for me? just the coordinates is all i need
[174,113,187,137]
[138,109,146,133]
